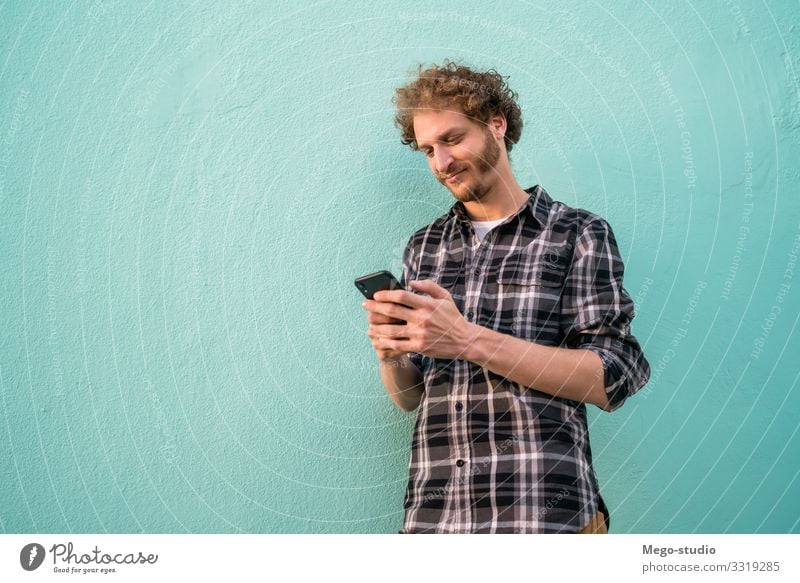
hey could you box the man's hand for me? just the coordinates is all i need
[365,308,407,360]
[363,279,612,409]
[363,279,476,360]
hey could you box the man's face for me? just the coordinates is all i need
[412,108,501,203]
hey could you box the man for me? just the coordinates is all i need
[363,60,650,534]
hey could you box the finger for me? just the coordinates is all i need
[372,335,417,354]
[364,300,415,321]
[377,347,404,359]
[367,312,403,325]
[372,337,402,356]
[378,337,416,354]
[371,324,411,339]
[374,337,395,354]
[368,326,388,340]
[368,325,410,341]
[409,279,451,300]
[373,289,429,308]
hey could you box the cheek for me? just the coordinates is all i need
[455,145,475,164]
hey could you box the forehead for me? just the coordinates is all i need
[412,109,477,146]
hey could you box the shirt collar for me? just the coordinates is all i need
[448,184,551,227]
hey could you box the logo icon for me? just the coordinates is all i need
[20,543,45,571]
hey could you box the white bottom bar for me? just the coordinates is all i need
[1,534,797,582]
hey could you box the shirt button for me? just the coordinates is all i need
[455,402,463,411]
[473,267,481,276]
[466,310,474,320]
[456,459,466,467]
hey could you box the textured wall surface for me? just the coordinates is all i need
[1,1,798,533]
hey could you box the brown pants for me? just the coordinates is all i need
[577,509,608,534]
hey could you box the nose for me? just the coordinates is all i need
[433,148,454,175]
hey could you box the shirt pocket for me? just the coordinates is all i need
[496,250,567,341]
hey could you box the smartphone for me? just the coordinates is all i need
[354,270,403,300]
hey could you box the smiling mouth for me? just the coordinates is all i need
[445,170,464,183]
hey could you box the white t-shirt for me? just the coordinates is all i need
[471,217,506,242]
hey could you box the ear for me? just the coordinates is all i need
[488,114,507,141]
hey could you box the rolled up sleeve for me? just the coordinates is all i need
[560,217,650,411]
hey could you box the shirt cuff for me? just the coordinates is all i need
[584,345,647,412]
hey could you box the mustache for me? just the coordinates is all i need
[438,168,464,180]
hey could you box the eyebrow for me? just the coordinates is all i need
[416,128,467,150]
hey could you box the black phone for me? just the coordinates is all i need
[354,270,403,300]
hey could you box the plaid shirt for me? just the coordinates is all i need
[397,185,650,534]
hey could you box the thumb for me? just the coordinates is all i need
[410,278,451,300]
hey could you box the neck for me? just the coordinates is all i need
[461,163,529,221]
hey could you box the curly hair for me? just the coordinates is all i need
[392,59,523,153]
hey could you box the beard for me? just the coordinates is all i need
[446,128,501,203]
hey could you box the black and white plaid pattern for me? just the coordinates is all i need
[397,185,650,533]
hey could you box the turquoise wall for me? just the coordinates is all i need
[1,1,798,533]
